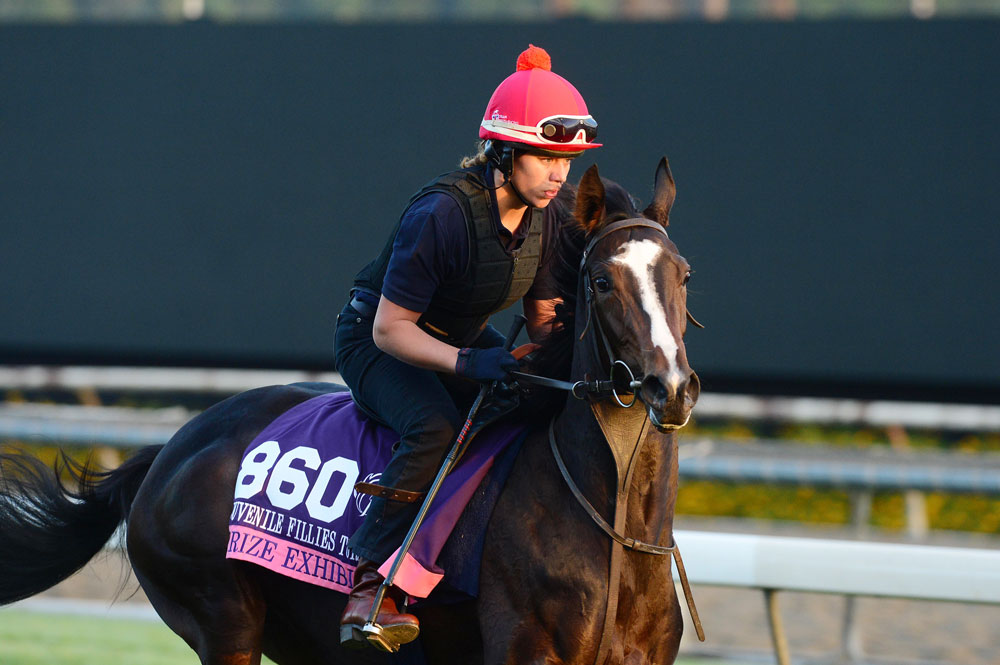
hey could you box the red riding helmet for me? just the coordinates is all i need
[479,45,601,155]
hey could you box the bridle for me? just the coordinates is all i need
[509,216,706,655]
[510,217,671,407]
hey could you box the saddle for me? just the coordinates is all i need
[225,388,528,601]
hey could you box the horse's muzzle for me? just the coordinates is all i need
[642,370,700,430]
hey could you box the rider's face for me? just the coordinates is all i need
[509,153,573,208]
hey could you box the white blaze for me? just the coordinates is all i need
[611,239,684,394]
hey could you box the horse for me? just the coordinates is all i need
[0,158,700,665]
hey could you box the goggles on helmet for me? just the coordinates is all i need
[538,115,599,144]
[481,114,598,147]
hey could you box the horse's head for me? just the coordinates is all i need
[574,159,700,430]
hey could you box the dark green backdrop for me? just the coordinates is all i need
[2,21,997,401]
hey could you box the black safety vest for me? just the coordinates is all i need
[353,168,542,346]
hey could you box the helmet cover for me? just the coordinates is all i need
[479,45,601,153]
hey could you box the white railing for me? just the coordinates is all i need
[675,530,1000,665]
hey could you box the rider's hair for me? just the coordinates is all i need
[459,141,489,168]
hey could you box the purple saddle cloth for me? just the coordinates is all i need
[226,391,526,599]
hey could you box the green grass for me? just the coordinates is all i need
[0,610,205,665]
[0,610,282,665]
[0,609,745,665]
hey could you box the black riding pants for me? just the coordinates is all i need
[334,302,495,563]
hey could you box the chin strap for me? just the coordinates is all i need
[506,179,534,208]
[489,168,533,208]
[482,154,534,208]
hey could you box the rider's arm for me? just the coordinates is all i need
[373,296,460,374]
[374,194,466,374]
[521,204,565,344]
[523,297,563,343]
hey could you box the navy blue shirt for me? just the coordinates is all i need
[375,166,561,314]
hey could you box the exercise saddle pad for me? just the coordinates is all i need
[226,390,526,598]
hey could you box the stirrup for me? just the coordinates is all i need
[339,623,369,650]
[362,621,400,653]
[363,620,420,653]
[340,619,419,653]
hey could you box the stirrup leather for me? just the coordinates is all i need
[353,481,425,503]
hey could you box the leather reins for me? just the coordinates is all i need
[509,359,640,406]
[522,218,705,661]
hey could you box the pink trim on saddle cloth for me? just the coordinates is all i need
[374,432,510,599]
[378,551,445,599]
[226,525,357,594]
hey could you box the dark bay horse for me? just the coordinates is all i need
[0,159,700,665]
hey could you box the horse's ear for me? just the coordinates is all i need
[643,157,676,227]
[575,164,606,235]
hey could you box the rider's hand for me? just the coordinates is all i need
[455,347,519,383]
[474,324,507,348]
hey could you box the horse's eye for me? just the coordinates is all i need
[593,275,611,293]
[683,271,692,286]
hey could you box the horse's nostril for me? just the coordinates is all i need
[686,371,701,404]
[641,375,669,404]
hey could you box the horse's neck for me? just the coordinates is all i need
[551,333,679,544]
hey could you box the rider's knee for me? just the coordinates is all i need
[414,410,458,448]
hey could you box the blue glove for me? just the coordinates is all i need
[474,324,507,348]
[455,347,519,383]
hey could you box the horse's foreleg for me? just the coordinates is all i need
[413,600,483,665]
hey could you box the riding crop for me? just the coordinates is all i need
[362,314,527,651]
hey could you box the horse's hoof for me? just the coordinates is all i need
[339,624,368,650]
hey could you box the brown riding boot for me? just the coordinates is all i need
[340,558,420,651]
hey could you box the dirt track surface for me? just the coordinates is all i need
[37,524,1000,665]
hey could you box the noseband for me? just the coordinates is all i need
[511,217,670,408]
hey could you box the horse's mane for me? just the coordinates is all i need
[520,177,641,419]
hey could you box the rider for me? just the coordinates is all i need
[334,44,601,647]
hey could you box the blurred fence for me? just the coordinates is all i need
[2,0,998,21]
[5,367,1000,429]
[4,368,1000,504]
[680,438,1000,495]
[4,399,1000,489]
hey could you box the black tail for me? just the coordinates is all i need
[0,445,162,605]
